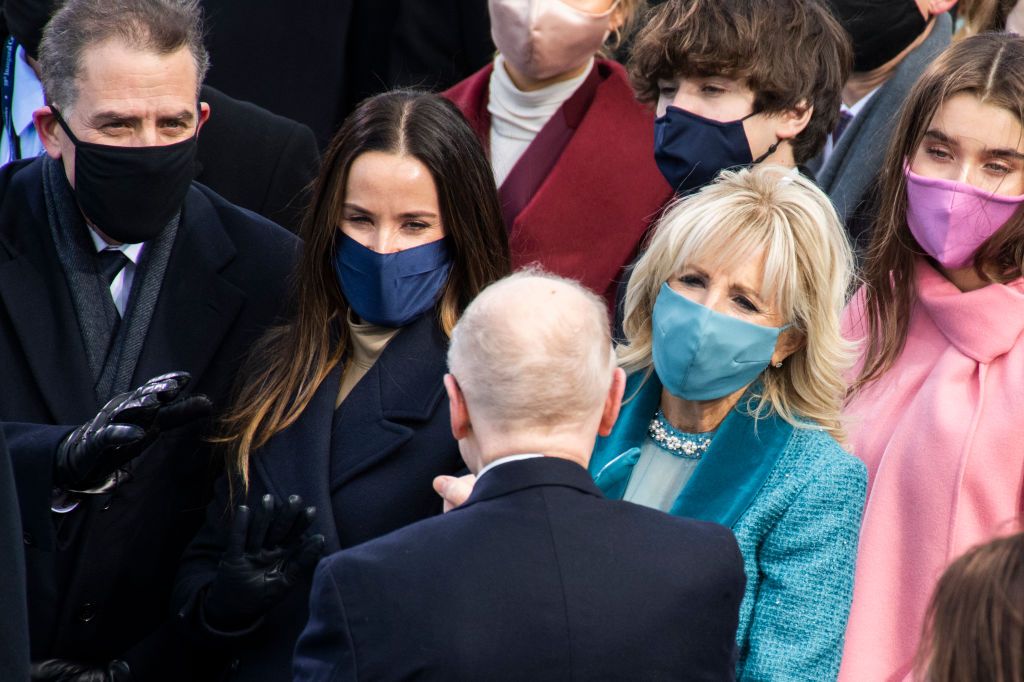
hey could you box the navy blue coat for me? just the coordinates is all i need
[172,311,463,681]
[294,456,746,682]
[0,156,299,679]
[0,425,31,682]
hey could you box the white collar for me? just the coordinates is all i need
[11,46,44,138]
[88,226,145,264]
[841,85,881,119]
[476,453,546,479]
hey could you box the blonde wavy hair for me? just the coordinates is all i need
[619,165,856,441]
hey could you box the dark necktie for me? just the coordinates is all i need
[833,110,854,144]
[97,248,130,320]
[97,248,129,286]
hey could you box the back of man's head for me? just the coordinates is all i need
[447,270,616,441]
[39,0,208,110]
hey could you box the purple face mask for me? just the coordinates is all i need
[905,166,1024,269]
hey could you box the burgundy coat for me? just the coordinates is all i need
[444,58,672,307]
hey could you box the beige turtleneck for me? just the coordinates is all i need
[336,312,400,407]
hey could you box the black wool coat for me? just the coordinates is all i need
[0,156,300,680]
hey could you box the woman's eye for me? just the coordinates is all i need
[403,221,431,231]
[679,274,705,287]
[345,215,372,224]
[925,146,952,161]
[733,296,759,313]
[983,161,1012,175]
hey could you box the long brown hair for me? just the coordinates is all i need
[220,90,511,486]
[917,530,1024,682]
[852,33,1024,394]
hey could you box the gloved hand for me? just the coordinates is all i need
[54,371,213,493]
[30,659,131,681]
[202,494,325,632]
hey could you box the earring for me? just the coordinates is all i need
[772,361,783,368]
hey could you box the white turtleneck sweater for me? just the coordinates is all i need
[487,55,594,188]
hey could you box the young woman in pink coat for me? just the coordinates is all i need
[839,33,1024,681]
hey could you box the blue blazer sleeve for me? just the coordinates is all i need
[293,559,358,682]
[739,453,866,682]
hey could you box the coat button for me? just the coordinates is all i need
[78,602,97,623]
[22,532,34,546]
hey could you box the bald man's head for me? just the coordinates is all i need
[447,270,616,434]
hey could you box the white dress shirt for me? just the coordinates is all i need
[88,228,145,317]
[477,453,545,480]
[1,45,45,164]
[487,55,593,187]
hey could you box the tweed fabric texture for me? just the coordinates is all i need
[732,427,866,682]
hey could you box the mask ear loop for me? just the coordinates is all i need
[47,105,83,146]
[738,109,782,165]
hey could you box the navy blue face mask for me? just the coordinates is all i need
[334,232,453,328]
[654,106,780,196]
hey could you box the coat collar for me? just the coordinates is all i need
[590,371,794,528]
[915,258,1024,364]
[460,456,603,510]
[252,311,449,552]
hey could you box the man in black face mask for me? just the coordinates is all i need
[0,0,300,680]
[811,0,957,248]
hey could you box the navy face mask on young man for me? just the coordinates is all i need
[654,106,780,196]
[334,232,453,328]
[50,105,198,244]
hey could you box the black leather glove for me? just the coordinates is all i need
[202,494,325,632]
[54,371,213,492]
[30,659,131,682]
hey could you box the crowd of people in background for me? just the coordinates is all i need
[0,0,1021,681]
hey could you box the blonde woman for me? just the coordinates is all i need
[589,165,867,681]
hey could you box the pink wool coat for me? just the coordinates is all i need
[838,259,1024,681]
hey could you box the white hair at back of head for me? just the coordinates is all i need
[448,268,616,433]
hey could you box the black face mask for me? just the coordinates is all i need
[825,0,928,73]
[50,106,197,244]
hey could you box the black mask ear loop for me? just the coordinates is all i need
[740,109,783,165]
[48,105,83,146]
[752,140,782,165]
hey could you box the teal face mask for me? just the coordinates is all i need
[650,282,788,401]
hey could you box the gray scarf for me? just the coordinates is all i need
[42,156,179,403]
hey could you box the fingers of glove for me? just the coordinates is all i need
[282,534,326,585]
[281,505,318,549]
[29,659,97,681]
[110,372,191,425]
[107,389,165,427]
[225,505,251,560]
[264,495,304,549]
[89,423,148,453]
[245,494,275,554]
[155,394,213,431]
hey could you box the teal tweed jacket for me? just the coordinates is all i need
[590,372,867,682]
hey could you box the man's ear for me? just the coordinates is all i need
[33,106,64,159]
[197,101,211,133]
[775,101,814,142]
[444,374,471,440]
[598,367,626,437]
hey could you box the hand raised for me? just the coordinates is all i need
[432,473,477,512]
[54,371,213,492]
[202,494,325,632]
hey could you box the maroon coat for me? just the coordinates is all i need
[444,58,672,307]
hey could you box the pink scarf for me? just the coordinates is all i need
[839,260,1024,681]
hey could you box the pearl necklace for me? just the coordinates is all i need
[647,410,714,459]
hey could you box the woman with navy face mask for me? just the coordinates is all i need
[589,165,866,681]
[172,90,510,681]
[839,34,1024,682]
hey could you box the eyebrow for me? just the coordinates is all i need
[924,129,1024,161]
[343,203,438,219]
[88,109,196,126]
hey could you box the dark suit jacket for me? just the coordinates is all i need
[173,311,464,681]
[445,59,673,310]
[294,457,746,682]
[0,156,299,679]
[196,85,320,234]
[0,425,29,682]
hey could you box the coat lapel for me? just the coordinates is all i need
[131,186,246,386]
[0,160,98,421]
[590,371,793,529]
[329,312,448,490]
[252,365,342,551]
